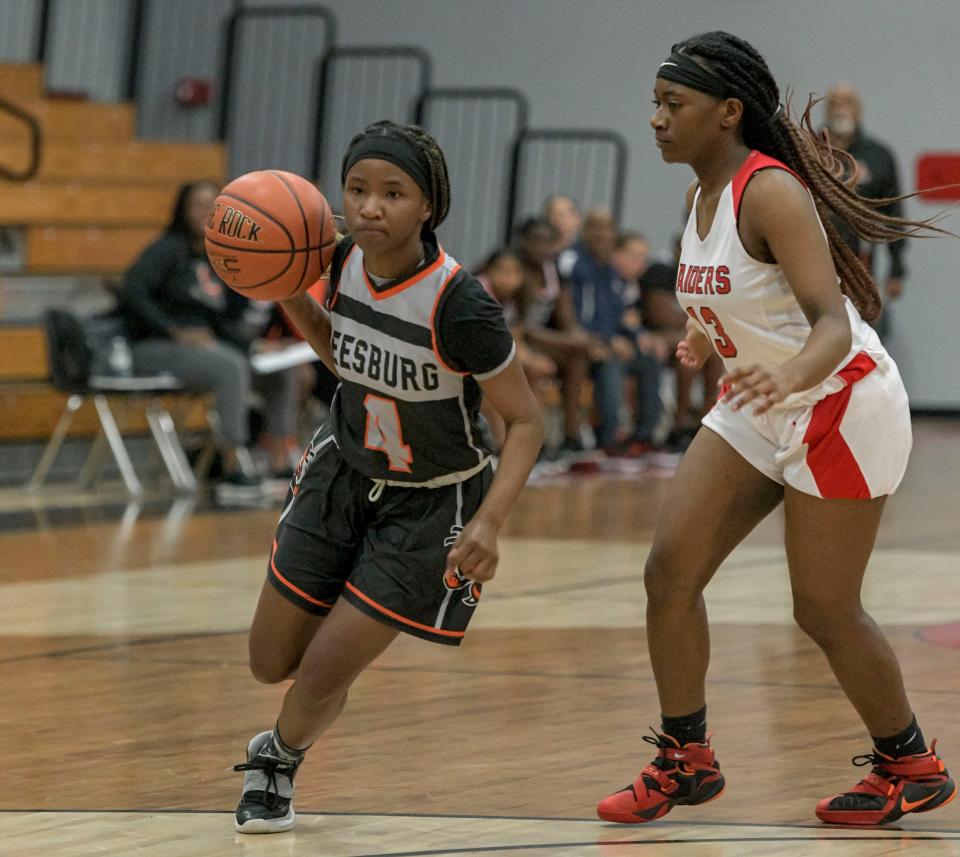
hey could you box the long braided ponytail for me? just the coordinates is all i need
[672,32,950,320]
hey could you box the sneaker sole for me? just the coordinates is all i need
[597,780,726,824]
[235,806,295,834]
[816,778,957,826]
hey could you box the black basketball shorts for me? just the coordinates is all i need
[267,425,493,646]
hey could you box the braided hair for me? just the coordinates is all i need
[343,120,451,236]
[672,31,949,321]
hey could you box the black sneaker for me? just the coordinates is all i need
[234,731,302,833]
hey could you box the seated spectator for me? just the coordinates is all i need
[117,180,298,496]
[475,248,557,388]
[543,194,583,277]
[636,234,723,445]
[513,217,603,454]
[567,212,663,454]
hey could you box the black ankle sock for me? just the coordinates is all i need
[662,705,707,746]
[873,715,927,758]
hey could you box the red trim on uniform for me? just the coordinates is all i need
[363,250,447,301]
[344,581,465,638]
[731,150,805,222]
[269,539,335,609]
[326,244,355,310]
[802,352,877,500]
[429,265,468,375]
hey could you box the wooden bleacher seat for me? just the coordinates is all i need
[0,140,225,184]
[26,226,159,274]
[0,183,178,228]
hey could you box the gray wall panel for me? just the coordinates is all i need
[44,0,132,102]
[224,10,331,177]
[420,92,525,269]
[135,0,235,140]
[0,0,41,62]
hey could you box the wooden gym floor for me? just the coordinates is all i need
[2,418,959,856]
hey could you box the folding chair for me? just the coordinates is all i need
[28,308,198,496]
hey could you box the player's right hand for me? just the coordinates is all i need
[676,324,712,369]
[445,516,499,583]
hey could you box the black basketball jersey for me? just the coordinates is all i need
[325,237,515,484]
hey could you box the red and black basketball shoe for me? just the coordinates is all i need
[597,730,725,824]
[816,740,956,825]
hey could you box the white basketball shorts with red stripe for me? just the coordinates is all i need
[702,352,912,499]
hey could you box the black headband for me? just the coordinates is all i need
[341,135,432,201]
[656,52,728,99]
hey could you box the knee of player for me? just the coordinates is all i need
[792,594,863,644]
[248,650,297,685]
[643,549,705,606]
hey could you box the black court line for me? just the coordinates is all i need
[344,837,960,856]
[3,808,960,837]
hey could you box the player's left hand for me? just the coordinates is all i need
[885,277,903,300]
[445,517,500,583]
[721,364,795,416]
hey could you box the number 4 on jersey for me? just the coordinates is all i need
[363,394,413,473]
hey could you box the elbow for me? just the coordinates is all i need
[834,312,852,356]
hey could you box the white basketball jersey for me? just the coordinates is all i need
[677,151,888,408]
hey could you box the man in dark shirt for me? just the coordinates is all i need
[824,83,907,337]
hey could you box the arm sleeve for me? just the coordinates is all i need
[117,238,182,339]
[435,274,517,379]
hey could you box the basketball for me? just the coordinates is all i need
[204,170,336,301]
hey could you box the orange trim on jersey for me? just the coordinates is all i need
[731,150,805,221]
[362,250,447,301]
[327,244,356,310]
[270,539,335,609]
[429,265,468,376]
[344,581,465,638]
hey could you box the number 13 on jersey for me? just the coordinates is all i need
[363,393,413,473]
[686,306,738,358]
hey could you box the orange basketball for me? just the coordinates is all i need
[204,170,336,301]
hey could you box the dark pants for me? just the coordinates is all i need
[592,352,663,448]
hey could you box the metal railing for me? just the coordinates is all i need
[505,129,629,239]
[0,96,42,182]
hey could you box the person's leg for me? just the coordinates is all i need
[253,366,298,473]
[247,582,326,684]
[627,352,663,444]
[645,428,784,717]
[783,487,956,824]
[784,490,910,735]
[597,426,783,824]
[276,599,399,748]
[591,358,624,450]
[132,338,252,469]
[236,428,368,833]
[523,330,588,444]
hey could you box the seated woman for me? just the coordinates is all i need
[118,180,298,496]
[512,218,606,455]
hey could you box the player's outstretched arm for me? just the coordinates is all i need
[278,294,338,376]
[445,356,543,583]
